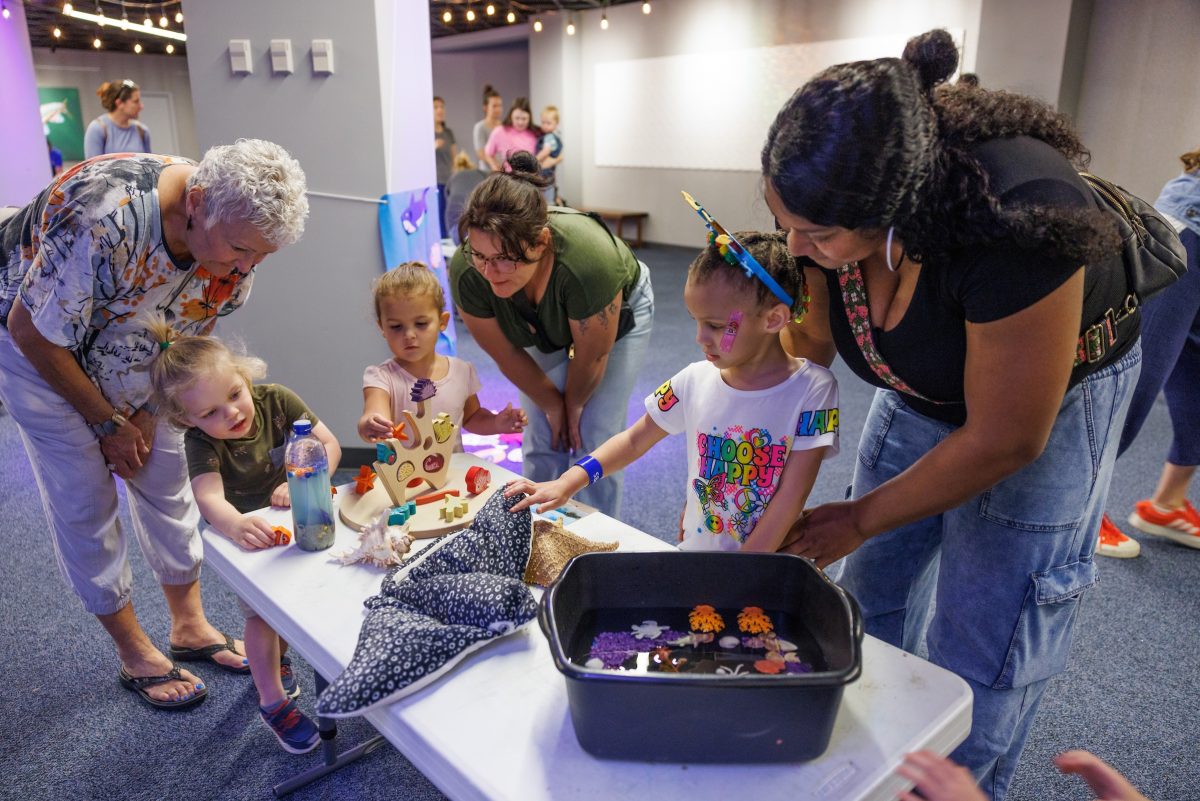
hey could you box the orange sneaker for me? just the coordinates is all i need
[1096,514,1140,558]
[1128,500,1200,550]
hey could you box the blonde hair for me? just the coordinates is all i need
[145,318,267,424]
[541,105,559,122]
[1182,147,1200,173]
[372,262,445,321]
[452,152,474,172]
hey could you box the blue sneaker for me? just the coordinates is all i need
[260,698,320,754]
[280,655,300,700]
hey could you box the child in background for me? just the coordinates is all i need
[536,106,564,205]
[508,230,839,552]
[148,321,340,754]
[358,262,527,445]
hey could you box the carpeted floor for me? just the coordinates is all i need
[1,242,1196,800]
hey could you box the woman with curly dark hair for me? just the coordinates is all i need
[764,30,1138,799]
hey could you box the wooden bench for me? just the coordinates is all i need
[576,206,649,248]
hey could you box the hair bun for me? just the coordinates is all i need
[902,29,959,93]
[506,150,540,176]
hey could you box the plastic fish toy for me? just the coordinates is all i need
[401,187,430,235]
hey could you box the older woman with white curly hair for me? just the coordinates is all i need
[0,140,308,710]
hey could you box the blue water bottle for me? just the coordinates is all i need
[285,418,335,551]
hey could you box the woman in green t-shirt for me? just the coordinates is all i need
[449,151,654,519]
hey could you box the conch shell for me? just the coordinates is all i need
[336,507,414,568]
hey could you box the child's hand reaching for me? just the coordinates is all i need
[496,403,528,433]
[358,412,394,442]
[505,475,583,514]
[1054,750,1151,801]
[896,751,985,801]
[270,482,291,508]
[228,515,279,551]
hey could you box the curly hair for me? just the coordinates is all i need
[688,230,806,316]
[186,139,308,248]
[145,317,267,425]
[762,29,1119,270]
[1181,147,1200,173]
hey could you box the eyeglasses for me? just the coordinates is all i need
[461,242,531,274]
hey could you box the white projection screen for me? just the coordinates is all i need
[594,31,964,172]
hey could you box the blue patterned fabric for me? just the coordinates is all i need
[317,487,535,718]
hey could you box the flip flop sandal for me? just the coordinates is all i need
[168,633,251,674]
[119,664,208,710]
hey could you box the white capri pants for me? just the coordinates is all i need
[0,330,202,615]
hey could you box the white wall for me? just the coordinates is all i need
[0,1,53,207]
[32,46,199,162]
[533,0,987,247]
[432,37,530,167]
[974,0,1075,103]
[1071,0,1200,201]
[183,0,430,447]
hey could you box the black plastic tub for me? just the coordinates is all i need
[539,551,863,763]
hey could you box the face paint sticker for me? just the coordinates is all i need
[720,310,743,353]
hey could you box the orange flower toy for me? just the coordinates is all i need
[737,606,774,635]
[688,604,725,634]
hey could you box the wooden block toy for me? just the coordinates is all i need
[439,497,469,522]
[465,465,491,495]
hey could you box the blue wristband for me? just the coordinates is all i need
[574,455,604,485]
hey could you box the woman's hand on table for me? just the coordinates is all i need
[270,483,291,508]
[778,501,868,568]
[895,751,986,801]
[505,473,584,514]
[229,515,278,550]
[357,412,394,442]
[99,412,153,478]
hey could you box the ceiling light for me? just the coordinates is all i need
[506,10,515,23]
[93,37,101,48]
[159,14,168,27]
[166,42,174,54]
[466,7,475,22]
[533,17,542,32]
[144,14,152,27]
[63,2,73,12]
[2,3,9,20]
[62,6,187,40]
[642,1,652,13]
[134,42,142,53]
[600,13,608,30]
[486,3,494,15]
[442,8,451,22]
[53,26,62,37]
[566,20,575,35]
[174,11,183,23]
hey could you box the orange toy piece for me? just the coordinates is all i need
[391,421,407,441]
[737,606,774,635]
[272,526,292,546]
[414,488,461,506]
[688,604,725,634]
[354,465,377,495]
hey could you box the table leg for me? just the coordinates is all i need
[635,218,644,248]
[272,671,389,797]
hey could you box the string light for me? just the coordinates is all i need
[642,1,652,13]
[165,42,174,54]
[174,10,182,23]
[485,3,494,15]
[600,13,608,30]
[2,2,9,20]
[144,13,152,27]
[506,9,515,23]
[93,36,101,47]
[61,3,186,41]
[465,7,475,21]
[442,8,451,22]
[134,42,142,53]
[53,26,62,37]
[63,3,73,13]
[566,18,575,35]
[532,17,542,32]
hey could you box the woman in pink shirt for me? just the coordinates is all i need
[483,97,539,171]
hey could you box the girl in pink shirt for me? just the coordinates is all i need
[358,263,527,450]
[483,97,539,171]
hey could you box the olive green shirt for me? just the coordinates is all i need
[184,383,318,514]
[449,208,640,353]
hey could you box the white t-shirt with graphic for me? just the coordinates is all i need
[645,360,839,551]
[363,356,481,452]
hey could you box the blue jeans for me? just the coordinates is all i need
[1118,229,1200,465]
[830,343,1141,801]
[518,261,654,519]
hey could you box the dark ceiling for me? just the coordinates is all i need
[21,0,653,56]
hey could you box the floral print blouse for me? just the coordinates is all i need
[0,154,254,413]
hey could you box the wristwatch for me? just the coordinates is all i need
[88,410,129,437]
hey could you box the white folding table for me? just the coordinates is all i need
[203,454,972,800]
